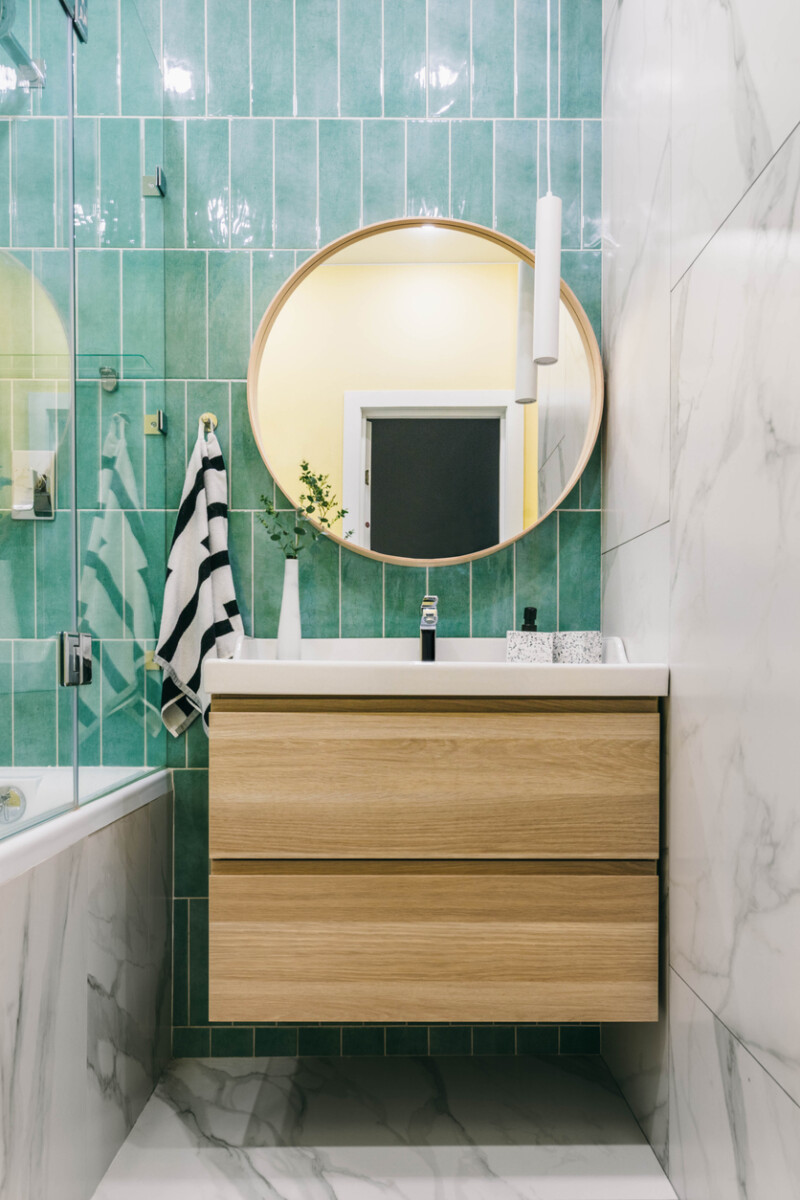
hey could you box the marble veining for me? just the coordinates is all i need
[92,1055,675,1200]
[669,970,800,1200]
[669,120,800,1110]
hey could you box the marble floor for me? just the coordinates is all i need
[91,1055,675,1199]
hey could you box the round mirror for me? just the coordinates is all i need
[248,218,603,565]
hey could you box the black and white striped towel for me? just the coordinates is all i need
[155,422,243,736]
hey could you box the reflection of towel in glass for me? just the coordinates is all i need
[78,413,155,738]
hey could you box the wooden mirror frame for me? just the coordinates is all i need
[247,217,604,567]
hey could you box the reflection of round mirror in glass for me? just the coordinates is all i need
[247,218,603,566]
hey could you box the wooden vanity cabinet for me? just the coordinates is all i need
[208,697,661,1023]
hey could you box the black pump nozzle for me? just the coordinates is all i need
[522,606,538,632]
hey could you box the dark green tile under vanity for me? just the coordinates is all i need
[406,121,450,219]
[173,770,210,898]
[429,1026,472,1056]
[173,1027,210,1058]
[515,517,558,633]
[319,122,362,247]
[383,0,427,118]
[212,1027,255,1057]
[558,511,601,631]
[255,1027,300,1057]
[386,1026,430,1056]
[472,1026,517,1056]
[343,1026,386,1056]
[517,1024,560,1055]
[340,0,382,117]
[172,899,190,1027]
[362,120,407,225]
[450,121,494,228]
[189,898,210,1027]
[559,1025,601,1055]
[299,1026,342,1057]
[427,563,470,637]
[341,551,383,638]
[471,545,514,637]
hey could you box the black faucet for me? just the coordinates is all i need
[420,595,438,661]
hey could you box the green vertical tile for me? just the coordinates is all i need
[561,250,601,342]
[208,252,250,379]
[75,383,100,509]
[0,383,10,508]
[54,118,71,250]
[186,715,209,768]
[386,1026,428,1055]
[384,0,427,117]
[407,121,449,217]
[558,511,600,630]
[581,436,601,510]
[495,121,537,248]
[299,536,339,638]
[127,510,164,640]
[173,1027,210,1056]
[104,380,146,508]
[160,120,186,250]
[472,0,514,116]
[427,564,470,636]
[33,248,72,343]
[163,0,206,118]
[252,251,295,337]
[143,382,167,510]
[582,121,602,249]
[189,897,209,1025]
[57,677,74,767]
[517,1024,559,1054]
[11,119,55,247]
[187,120,230,249]
[471,545,514,636]
[342,1027,384,1056]
[538,120,581,248]
[255,1027,298,1056]
[231,120,274,249]
[79,508,124,637]
[73,118,99,248]
[296,0,338,117]
[14,639,58,765]
[298,1027,340,1056]
[172,898,190,1026]
[145,650,168,768]
[0,643,12,764]
[252,0,294,116]
[362,120,406,224]
[77,643,102,766]
[74,0,120,116]
[121,0,162,116]
[560,0,602,117]
[340,0,382,117]
[33,0,70,118]
[100,119,142,248]
[560,1024,600,1053]
[174,769,209,897]
[35,513,73,638]
[129,0,161,63]
[252,524,286,637]
[207,0,251,116]
[230,384,274,509]
[165,251,207,378]
[0,519,35,637]
[516,0,549,117]
[473,1026,516,1055]
[429,1026,471,1055]
[0,122,9,246]
[319,121,361,246]
[450,121,493,226]
[143,119,165,249]
[341,551,383,637]
[515,515,557,632]
[77,249,121,369]
[427,0,469,117]
[123,251,165,376]
[383,564,427,637]
[102,641,145,765]
[151,383,186,511]
[228,511,253,637]
[211,1027,253,1056]
[274,121,318,249]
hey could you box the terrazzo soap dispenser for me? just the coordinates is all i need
[506,608,554,663]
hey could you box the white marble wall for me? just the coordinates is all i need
[0,793,172,1200]
[602,0,800,1194]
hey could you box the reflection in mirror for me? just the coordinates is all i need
[250,222,601,564]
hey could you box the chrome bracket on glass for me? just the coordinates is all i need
[59,632,93,687]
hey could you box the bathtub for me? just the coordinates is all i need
[0,766,172,887]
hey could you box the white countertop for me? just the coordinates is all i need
[203,637,669,698]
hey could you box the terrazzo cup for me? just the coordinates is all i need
[506,631,555,662]
[554,631,603,664]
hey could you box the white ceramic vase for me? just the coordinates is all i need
[276,557,302,659]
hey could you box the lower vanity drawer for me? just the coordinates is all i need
[208,861,658,1024]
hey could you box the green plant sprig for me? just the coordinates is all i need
[259,460,352,559]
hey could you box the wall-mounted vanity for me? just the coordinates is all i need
[206,217,668,1028]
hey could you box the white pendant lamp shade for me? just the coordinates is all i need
[532,192,562,365]
[515,261,537,404]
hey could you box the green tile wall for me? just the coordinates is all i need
[0,0,602,1058]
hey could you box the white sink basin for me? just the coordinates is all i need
[203,636,669,697]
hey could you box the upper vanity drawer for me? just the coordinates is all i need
[209,705,659,859]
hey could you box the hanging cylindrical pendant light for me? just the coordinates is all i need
[515,261,537,404]
[532,0,562,366]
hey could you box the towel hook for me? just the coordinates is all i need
[199,412,218,436]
